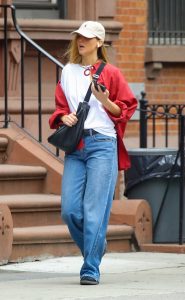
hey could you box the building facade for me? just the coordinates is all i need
[1,0,185,138]
[0,0,185,198]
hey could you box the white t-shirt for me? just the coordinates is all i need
[60,63,116,138]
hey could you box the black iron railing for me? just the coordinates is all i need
[148,0,185,45]
[179,115,185,244]
[139,92,185,148]
[139,93,185,244]
[1,4,63,156]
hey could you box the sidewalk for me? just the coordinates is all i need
[0,252,185,300]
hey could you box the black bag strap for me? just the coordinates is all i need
[84,62,106,103]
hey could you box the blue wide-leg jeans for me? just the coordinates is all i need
[61,133,118,281]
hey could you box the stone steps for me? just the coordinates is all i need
[0,129,153,265]
[10,224,134,262]
[0,165,47,194]
[0,194,137,262]
[0,194,62,227]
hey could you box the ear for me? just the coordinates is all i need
[97,40,103,48]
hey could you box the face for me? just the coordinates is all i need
[76,34,99,58]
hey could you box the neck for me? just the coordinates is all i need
[81,54,99,66]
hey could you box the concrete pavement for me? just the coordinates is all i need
[0,252,185,300]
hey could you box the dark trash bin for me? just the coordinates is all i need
[124,148,182,243]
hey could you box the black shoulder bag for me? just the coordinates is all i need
[48,62,106,154]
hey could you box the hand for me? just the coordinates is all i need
[91,82,110,105]
[61,112,78,127]
[91,82,121,117]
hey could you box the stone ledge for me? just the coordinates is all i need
[0,18,123,42]
[145,46,185,63]
[0,165,47,180]
[0,194,62,228]
[13,224,134,244]
[0,193,61,209]
[141,243,185,254]
[10,224,134,261]
[145,46,185,79]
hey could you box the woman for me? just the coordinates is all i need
[49,21,137,285]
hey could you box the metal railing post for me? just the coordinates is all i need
[38,52,42,143]
[21,37,25,128]
[3,6,8,128]
[139,92,148,148]
[179,115,185,245]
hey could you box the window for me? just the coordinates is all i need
[148,0,185,45]
[13,0,67,19]
[13,0,58,8]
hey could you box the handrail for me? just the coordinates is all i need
[10,5,64,69]
[1,4,63,151]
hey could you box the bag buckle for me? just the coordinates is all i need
[92,74,99,80]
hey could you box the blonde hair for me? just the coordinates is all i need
[65,35,109,64]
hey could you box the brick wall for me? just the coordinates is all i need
[114,0,148,84]
[113,0,185,143]
[146,66,185,104]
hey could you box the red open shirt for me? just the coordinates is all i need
[49,62,137,170]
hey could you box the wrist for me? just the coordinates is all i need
[102,97,111,107]
[103,98,121,117]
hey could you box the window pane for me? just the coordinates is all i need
[12,0,66,19]
[148,0,185,45]
[14,1,53,3]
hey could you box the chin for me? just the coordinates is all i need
[78,50,86,56]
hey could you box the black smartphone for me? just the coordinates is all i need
[93,81,106,92]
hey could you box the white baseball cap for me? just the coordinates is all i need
[72,21,105,41]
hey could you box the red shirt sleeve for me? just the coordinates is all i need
[49,82,70,129]
[97,64,137,126]
[93,63,138,170]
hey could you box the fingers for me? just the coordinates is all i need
[61,112,78,127]
[91,82,102,98]
[91,82,100,94]
[91,82,108,95]
[91,82,109,104]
